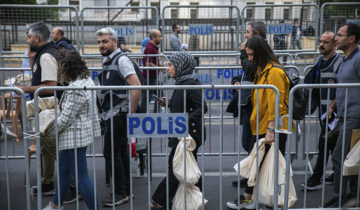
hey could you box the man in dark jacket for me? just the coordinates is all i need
[301,32,342,191]
[226,22,267,210]
[18,22,59,196]
[51,27,75,50]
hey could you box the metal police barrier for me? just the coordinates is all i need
[79,6,159,55]
[0,87,30,210]
[287,83,360,209]
[161,5,241,52]
[0,4,80,54]
[320,2,360,38]
[28,84,281,210]
[241,4,319,53]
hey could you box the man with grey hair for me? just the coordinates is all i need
[95,27,141,207]
[226,21,267,210]
[18,22,59,196]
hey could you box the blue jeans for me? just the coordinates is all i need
[53,147,98,210]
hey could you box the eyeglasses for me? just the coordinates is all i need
[336,33,350,37]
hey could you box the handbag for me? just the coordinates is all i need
[173,136,201,185]
[343,140,360,176]
[253,143,297,207]
[234,138,266,187]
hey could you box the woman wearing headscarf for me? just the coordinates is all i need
[150,51,207,209]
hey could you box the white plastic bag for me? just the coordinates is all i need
[234,138,266,186]
[172,184,208,210]
[252,143,297,207]
[343,140,360,176]
[173,136,201,185]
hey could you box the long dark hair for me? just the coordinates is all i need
[57,49,90,84]
[245,35,280,80]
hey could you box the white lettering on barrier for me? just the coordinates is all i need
[127,113,188,138]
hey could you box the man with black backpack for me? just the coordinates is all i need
[301,32,342,192]
[96,27,141,207]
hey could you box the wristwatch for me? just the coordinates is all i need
[267,127,275,133]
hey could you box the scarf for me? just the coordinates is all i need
[167,51,197,84]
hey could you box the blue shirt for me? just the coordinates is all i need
[336,48,360,118]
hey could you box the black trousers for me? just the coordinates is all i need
[312,123,337,178]
[152,143,202,207]
[103,112,130,195]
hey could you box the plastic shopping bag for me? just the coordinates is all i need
[253,143,297,207]
[127,138,138,157]
[172,184,208,210]
[234,138,266,186]
[343,140,360,176]
[173,136,201,185]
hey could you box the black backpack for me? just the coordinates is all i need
[265,65,308,121]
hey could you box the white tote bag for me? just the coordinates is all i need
[233,138,266,186]
[253,143,297,207]
[343,140,360,176]
[173,136,201,185]
[172,184,208,210]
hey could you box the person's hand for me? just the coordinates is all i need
[155,97,167,107]
[240,40,247,50]
[264,128,275,144]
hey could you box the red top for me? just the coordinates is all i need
[142,42,160,78]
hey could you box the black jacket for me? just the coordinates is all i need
[168,78,208,147]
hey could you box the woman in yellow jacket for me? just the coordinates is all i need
[226,35,290,209]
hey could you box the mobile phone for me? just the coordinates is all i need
[152,94,162,101]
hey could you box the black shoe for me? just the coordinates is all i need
[103,193,129,207]
[301,175,322,191]
[63,188,83,204]
[34,183,55,196]
[232,178,248,188]
[323,197,347,208]
[324,173,334,185]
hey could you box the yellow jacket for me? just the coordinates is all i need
[250,63,290,135]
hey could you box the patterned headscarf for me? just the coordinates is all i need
[167,51,197,84]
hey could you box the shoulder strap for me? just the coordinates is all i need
[333,56,343,74]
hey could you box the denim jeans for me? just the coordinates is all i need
[53,147,97,210]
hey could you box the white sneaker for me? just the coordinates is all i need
[226,196,256,209]
[0,123,17,141]
[42,202,63,210]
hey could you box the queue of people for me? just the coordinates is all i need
[9,20,360,210]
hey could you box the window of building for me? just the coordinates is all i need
[151,2,160,20]
[284,8,290,20]
[265,3,273,20]
[68,0,79,9]
[130,2,140,12]
[170,2,179,19]
[246,3,255,19]
[190,2,199,19]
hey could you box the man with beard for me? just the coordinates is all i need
[170,24,183,51]
[324,23,360,208]
[96,27,141,207]
[18,22,59,195]
[51,27,75,50]
[301,32,342,191]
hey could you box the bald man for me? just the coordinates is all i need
[301,31,342,191]
[142,29,164,112]
[51,27,75,50]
